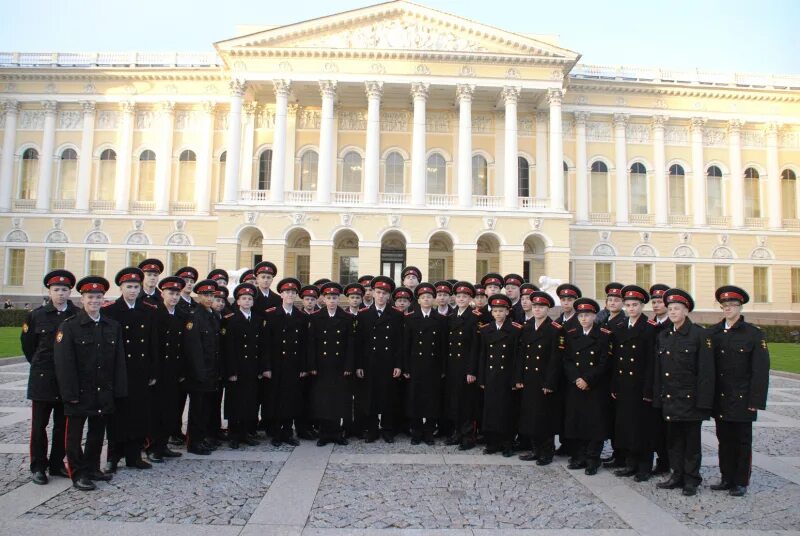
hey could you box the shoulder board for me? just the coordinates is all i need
[567,328,577,333]
[511,322,523,329]
[393,306,404,313]
[358,306,370,313]
[471,309,483,316]
[551,321,562,329]
[478,322,488,329]
[223,312,234,319]
[600,327,612,334]
[143,301,157,308]
[310,308,321,314]
[102,302,114,308]
[265,307,277,313]
[405,311,414,316]
[647,319,658,326]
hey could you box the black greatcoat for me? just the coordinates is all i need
[102,298,159,440]
[183,307,221,393]
[152,305,188,418]
[611,315,658,451]
[263,306,308,419]
[54,310,128,416]
[254,289,282,316]
[138,287,162,308]
[22,301,79,401]
[443,307,482,423]
[516,319,563,438]
[477,319,522,434]
[402,309,447,419]
[307,308,355,421]
[222,310,267,424]
[562,325,613,441]
[355,304,404,415]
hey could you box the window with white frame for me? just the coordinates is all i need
[57,148,78,200]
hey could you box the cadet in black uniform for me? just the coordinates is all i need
[22,270,78,485]
[54,276,127,491]
[473,285,488,310]
[504,274,525,323]
[708,286,770,497]
[137,259,163,307]
[555,284,581,332]
[401,266,422,296]
[358,275,374,309]
[239,269,257,285]
[597,282,626,330]
[654,288,715,496]
[253,261,282,314]
[296,284,319,438]
[649,283,671,474]
[208,268,229,289]
[175,266,198,314]
[433,281,453,317]
[517,283,538,324]
[477,273,504,325]
[392,287,413,313]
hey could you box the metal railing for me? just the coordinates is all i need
[0,51,221,68]
[332,191,362,205]
[630,213,654,225]
[426,193,457,207]
[745,217,767,228]
[89,200,114,211]
[51,199,75,210]
[669,214,690,226]
[240,190,270,202]
[707,215,731,227]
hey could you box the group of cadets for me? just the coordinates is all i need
[21,261,770,498]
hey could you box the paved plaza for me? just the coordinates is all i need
[0,357,798,536]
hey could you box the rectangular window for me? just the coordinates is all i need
[675,264,693,294]
[753,267,769,303]
[87,250,106,277]
[630,173,647,214]
[7,249,25,286]
[47,249,66,272]
[595,262,612,301]
[128,251,146,268]
[635,263,653,289]
[338,256,358,285]
[792,268,800,303]
[296,255,310,285]
[428,258,446,282]
[707,176,723,217]
[590,172,609,213]
[476,259,489,283]
[669,175,685,215]
[714,265,730,289]
[169,252,189,274]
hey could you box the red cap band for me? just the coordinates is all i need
[161,281,181,290]
[531,296,550,305]
[281,282,298,291]
[394,291,411,299]
[607,288,622,296]
[436,285,450,293]
[301,289,317,297]
[322,287,340,295]
[506,277,522,286]
[559,289,578,297]
[47,275,71,286]
[667,294,690,306]
[720,291,744,301]
[624,290,645,300]
[178,271,195,279]
[576,303,595,312]
[374,281,392,291]
[195,284,215,293]
[141,264,160,272]
[119,273,142,283]
[484,277,502,286]
[79,282,104,293]
[490,298,508,307]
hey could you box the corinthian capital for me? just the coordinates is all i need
[41,100,58,115]
[728,119,744,133]
[456,83,475,103]
[690,117,707,131]
[613,113,628,129]
[273,79,291,99]
[2,99,19,115]
[546,88,562,106]
[365,81,384,100]
[502,86,521,105]
[80,101,96,114]
[121,101,137,114]
[319,80,337,100]
[651,114,668,130]
[410,82,429,100]
[764,122,780,137]
[229,79,247,97]
[574,111,590,125]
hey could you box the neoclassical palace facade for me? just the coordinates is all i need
[1,1,799,312]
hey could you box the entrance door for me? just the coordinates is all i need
[381,249,406,281]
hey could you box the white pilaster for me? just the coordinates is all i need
[574,111,589,223]
[766,123,782,229]
[75,101,95,212]
[270,80,290,202]
[364,81,383,205]
[317,80,337,204]
[652,115,668,226]
[613,113,629,224]
[223,79,246,203]
[0,100,19,211]
[195,102,215,214]
[535,111,548,198]
[153,101,174,213]
[503,86,520,209]
[548,89,564,210]
[240,101,257,192]
[410,82,429,206]
[284,104,298,194]
[690,117,707,227]
[456,83,474,207]
[729,120,744,228]
[114,101,135,212]
[35,101,57,210]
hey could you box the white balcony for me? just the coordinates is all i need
[630,213,654,225]
[51,199,75,210]
[89,200,114,211]
[473,195,503,208]
[669,214,690,226]
[130,200,156,213]
[240,190,270,202]
[332,191,362,205]
[426,193,457,207]
[590,212,612,224]
[286,190,314,204]
[707,215,731,227]
[783,219,800,229]
[11,198,35,210]
[745,217,766,228]
[170,201,195,213]
[379,192,410,205]
[520,197,548,209]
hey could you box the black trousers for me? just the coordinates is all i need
[715,419,753,487]
[106,411,144,465]
[364,412,395,436]
[574,439,604,462]
[147,384,173,454]
[187,391,209,448]
[666,420,702,487]
[171,387,188,438]
[29,400,66,472]
[485,431,513,450]
[532,434,556,460]
[410,418,435,439]
[319,419,343,440]
[65,414,105,481]
[271,419,294,440]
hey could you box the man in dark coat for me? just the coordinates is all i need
[515,291,563,465]
[555,284,581,332]
[355,276,404,443]
[504,274,525,323]
[102,267,159,472]
[598,282,627,469]
[563,298,613,475]
[22,270,78,485]
[654,288,715,497]
[175,266,198,314]
[708,286,770,497]
[54,276,127,491]
[476,273,504,324]
[307,282,355,446]
[253,261,282,313]
[648,283,672,474]
[137,258,163,307]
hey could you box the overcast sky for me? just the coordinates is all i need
[1,0,798,74]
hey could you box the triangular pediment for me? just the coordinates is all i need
[216,1,580,62]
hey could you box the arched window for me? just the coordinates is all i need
[744,167,760,218]
[629,162,647,214]
[97,148,117,201]
[300,150,318,191]
[590,161,608,213]
[177,150,196,203]
[258,150,272,190]
[563,161,570,209]
[668,164,685,215]
[217,151,227,201]
[518,157,530,197]
[341,151,362,192]
[426,153,446,194]
[781,169,796,220]
[136,150,155,202]
[383,151,404,194]
[57,148,77,200]
[472,155,487,196]
[19,148,39,199]
[707,166,724,218]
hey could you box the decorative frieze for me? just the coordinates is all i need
[96,110,120,130]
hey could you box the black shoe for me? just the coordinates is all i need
[31,471,48,485]
[271,438,283,447]
[364,432,378,444]
[161,448,182,458]
[104,460,119,474]
[483,445,501,455]
[567,460,587,470]
[334,437,349,446]
[729,485,747,497]
[502,449,514,458]
[242,436,261,446]
[146,452,164,463]
[682,485,697,496]
[410,437,422,445]
[519,452,537,461]
[536,457,553,466]
[614,467,637,477]
[444,435,460,446]
[297,430,316,440]
[458,441,475,451]
[710,480,732,491]
[206,437,222,448]
[555,445,569,456]
[423,438,435,446]
[73,476,96,491]
[127,459,152,470]
[48,466,70,478]
[200,440,218,451]
[284,437,300,447]
[634,473,651,482]
[316,439,329,447]
[653,460,670,475]
[657,476,683,489]
[169,434,186,446]
[187,445,211,455]
[87,470,113,482]
[585,463,599,476]
[603,458,626,469]
[229,440,240,450]
[382,433,395,444]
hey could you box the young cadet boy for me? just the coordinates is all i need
[137,258,164,307]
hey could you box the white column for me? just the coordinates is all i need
[364,81,383,205]
[766,123,782,229]
[690,117,707,227]
[535,111,548,198]
[270,80,290,203]
[284,104,298,194]
[548,89,565,210]
[114,101,135,212]
[317,80,337,204]
[240,101,257,192]
[456,83,474,207]
[223,79,246,203]
[35,101,57,210]
[75,101,95,212]
[613,113,629,224]
[410,82,429,206]
[574,111,589,223]
[194,102,215,214]
[652,115,668,226]
[0,100,19,211]
[729,120,744,228]
[503,86,520,209]
[153,101,174,213]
